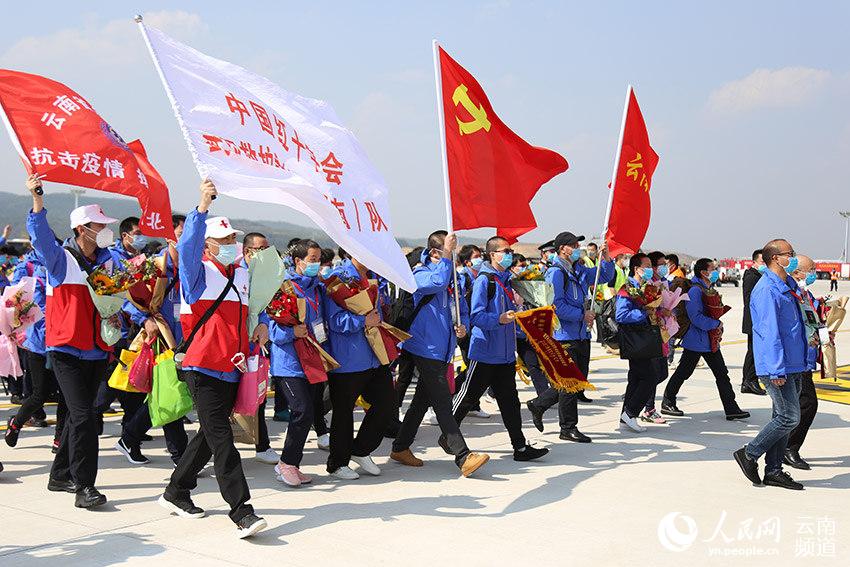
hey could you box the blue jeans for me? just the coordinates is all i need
[745,373,803,474]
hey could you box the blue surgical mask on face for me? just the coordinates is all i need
[757,264,767,274]
[0,255,7,265]
[546,252,557,263]
[656,264,669,278]
[303,262,321,277]
[214,243,239,266]
[471,257,484,270]
[805,272,817,286]
[641,267,654,281]
[784,256,799,274]
[498,252,514,269]
[320,266,332,279]
[569,249,581,262]
[131,234,151,251]
[709,270,720,283]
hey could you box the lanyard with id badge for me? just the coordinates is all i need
[293,281,327,344]
[793,289,829,346]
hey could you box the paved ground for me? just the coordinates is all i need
[1,280,848,566]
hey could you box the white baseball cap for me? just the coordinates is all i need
[205,216,244,239]
[69,205,118,229]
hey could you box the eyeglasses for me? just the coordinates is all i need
[776,250,796,257]
[494,248,514,254]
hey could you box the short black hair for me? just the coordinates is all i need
[291,239,321,261]
[337,247,351,261]
[647,251,666,266]
[666,253,679,267]
[694,257,714,275]
[629,253,649,276]
[752,248,763,261]
[287,237,302,249]
[243,232,267,248]
[586,242,598,250]
[762,240,789,265]
[485,235,509,257]
[406,246,425,268]
[458,244,481,266]
[320,248,335,265]
[119,217,139,236]
[512,253,527,267]
[427,230,448,251]
[171,213,186,229]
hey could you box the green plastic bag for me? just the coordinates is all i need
[148,348,193,427]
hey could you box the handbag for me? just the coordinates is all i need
[618,323,663,360]
[232,344,269,416]
[148,344,193,427]
[128,340,154,392]
[108,349,143,393]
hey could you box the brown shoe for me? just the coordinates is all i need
[390,449,424,467]
[461,452,490,477]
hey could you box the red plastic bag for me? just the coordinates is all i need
[128,341,154,393]
[294,338,328,385]
[233,345,269,415]
[446,363,456,395]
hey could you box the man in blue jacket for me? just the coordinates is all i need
[734,240,808,490]
[451,236,548,462]
[390,231,489,477]
[527,232,613,443]
[662,258,749,420]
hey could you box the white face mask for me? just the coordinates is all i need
[85,226,114,248]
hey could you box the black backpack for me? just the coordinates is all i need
[387,290,435,332]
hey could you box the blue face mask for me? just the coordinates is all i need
[805,273,817,286]
[569,249,582,262]
[546,252,557,263]
[498,252,514,269]
[0,255,7,265]
[131,234,151,251]
[708,270,720,283]
[656,264,669,278]
[320,266,332,279]
[213,243,239,266]
[303,262,321,277]
[641,267,654,281]
[471,257,484,270]
[757,264,767,274]
[784,256,799,274]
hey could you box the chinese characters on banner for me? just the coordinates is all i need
[0,69,175,240]
[139,22,414,291]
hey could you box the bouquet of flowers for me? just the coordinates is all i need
[89,255,159,296]
[702,287,731,352]
[324,275,411,365]
[653,288,689,344]
[622,281,663,307]
[266,280,339,383]
[516,264,546,281]
[0,277,44,377]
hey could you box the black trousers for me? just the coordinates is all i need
[49,351,108,488]
[394,349,418,408]
[624,357,665,418]
[13,351,67,438]
[830,279,838,292]
[327,366,395,472]
[166,371,253,523]
[20,350,46,420]
[393,353,470,466]
[451,335,481,412]
[663,348,740,414]
[517,338,549,395]
[94,366,145,431]
[255,399,271,453]
[644,357,669,411]
[787,371,818,451]
[277,376,315,466]
[312,381,329,436]
[529,340,591,432]
[453,360,526,450]
[742,333,757,385]
[122,402,188,463]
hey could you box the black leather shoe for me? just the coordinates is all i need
[437,434,452,455]
[784,448,811,470]
[577,392,593,403]
[763,470,803,490]
[526,400,545,432]
[559,428,592,443]
[741,380,767,396]
[725,410,751,421]
[47,477,78,493]
[75,486,107,508]
[733,446,762,485]
[660,400,684,417]
[513,444,549,461]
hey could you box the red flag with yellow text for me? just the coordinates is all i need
[438,46,567,243]
[605,88,659,257]
[0,69,174,240]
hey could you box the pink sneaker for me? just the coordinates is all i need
[274,463,301,487]
[295,468,312,484]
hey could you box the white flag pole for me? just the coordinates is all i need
[432,40,462,323]
[590,84,632,310]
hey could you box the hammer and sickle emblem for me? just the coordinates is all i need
[452,84,491,136]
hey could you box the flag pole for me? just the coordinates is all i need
[433,39,462,324]
[590,84,632,311]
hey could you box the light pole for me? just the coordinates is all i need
[70,188,86,209]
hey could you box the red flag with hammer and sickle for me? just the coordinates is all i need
[437,46,568,243]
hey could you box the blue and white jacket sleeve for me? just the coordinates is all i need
[177,209,208,305]
[549,269,584,322]
[616,295,647,324]
[26,209,66,287]
[414,258,452,294]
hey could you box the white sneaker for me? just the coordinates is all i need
[331,465,360,480]
[468,409,491,419]
[254,448,279,464]
[620,412,647,433]
[317,433,330,451]
[351,454,381,476]
[426,409,439,425]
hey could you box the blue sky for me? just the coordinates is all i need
[1,1,849,259]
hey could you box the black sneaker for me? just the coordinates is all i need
[47,477,78,493]
[75,486,107,508]
[115,439,150,465]
[9,395,22,405]
[158,494,205,519]
[763,470,804,490]
[513,444,549,462]
[51,439,60,454]
[4,417,20,448]
[236,514,267,539]
[27,417,49,428]
[526,400,545,432]
[437,434,452,455]
[733,446,762,485]
[660,400,684,417]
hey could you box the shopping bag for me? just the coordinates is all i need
[148,346,193,427]
[232,345,269,416]
[128,340,154,393]
[108,349,143,393]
